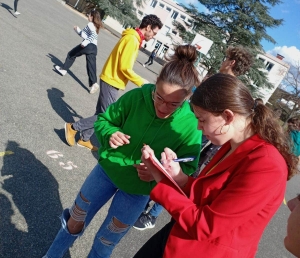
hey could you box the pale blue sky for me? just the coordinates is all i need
[177,0,300,65]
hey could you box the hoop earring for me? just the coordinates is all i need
[220,124,230,134]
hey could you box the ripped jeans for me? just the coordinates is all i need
[44,164,149,258]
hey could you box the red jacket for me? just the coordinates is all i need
[151,134,287,258]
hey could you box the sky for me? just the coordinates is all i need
[177,0,300,66]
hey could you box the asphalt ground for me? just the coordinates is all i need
[0,0,299,257]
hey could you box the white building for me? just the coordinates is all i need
[256,53,290,103]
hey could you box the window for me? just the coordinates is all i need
[180,14,186,20]
[138,10,143,16]
[258,57,265,63]
[166,6,171,12]
[150,0,157,8]
[186,19,193,25]
[161,25,171,35]
[171,30,177,35]
[265,62,274,72]
[155,41,162,49]
[159,3,164,8]
[171,11,178,19]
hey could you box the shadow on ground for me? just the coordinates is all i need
[46,53,90,93]
[47,88,83,123]
[0,2,16,17]
[0,141,70,258]
[47,87,100,157]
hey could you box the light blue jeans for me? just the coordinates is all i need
[149,202,164,217]
[44,164,149,258]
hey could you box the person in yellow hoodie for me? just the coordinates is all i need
[64,14,162,151]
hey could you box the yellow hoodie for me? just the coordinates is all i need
[100,28,145,90]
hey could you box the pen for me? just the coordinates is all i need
[173,156,195,162]
[143,144,195,163]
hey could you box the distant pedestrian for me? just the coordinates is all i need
[54,10,103,94]
[64,14,162,151]
[143,48,157,67]
[14,0,20,15]
[287,117,300,158]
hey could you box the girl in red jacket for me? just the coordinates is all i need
[135,73,298,258]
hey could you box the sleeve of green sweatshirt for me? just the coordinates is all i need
[175,126,202,176]
[94,93,131,149]
[118,36,145,87]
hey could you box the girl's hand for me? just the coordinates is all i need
[141,145,165,183]
[160,148,188,187]
[133,163,154,182]
[109,131,130,149]
[141,146,188,187]
[160,147,181,178]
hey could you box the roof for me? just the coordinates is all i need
[261,52,290,69]
[159,0,188,14]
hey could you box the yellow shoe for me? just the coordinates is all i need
[77,139,98,152]
[64,123,77,146]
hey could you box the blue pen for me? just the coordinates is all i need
[173,156,195,162]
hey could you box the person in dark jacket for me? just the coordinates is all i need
[143,48,157,67]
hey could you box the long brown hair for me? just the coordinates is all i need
[191,73,298,180]
[89,10,103,34]
[156,45,200,94]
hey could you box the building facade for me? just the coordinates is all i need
[256,53,290,103]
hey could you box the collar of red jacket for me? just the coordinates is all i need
[200,134,266,177]
[135,28,145,48]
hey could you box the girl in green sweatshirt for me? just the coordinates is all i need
[44,45,202,258]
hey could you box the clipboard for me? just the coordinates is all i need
[148,155,187,197]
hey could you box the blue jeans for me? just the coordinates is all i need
[44,164,149,258]
[149,202,164,217]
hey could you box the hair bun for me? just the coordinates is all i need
[171,45,198,64]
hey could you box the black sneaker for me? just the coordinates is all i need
[133,213,157,230]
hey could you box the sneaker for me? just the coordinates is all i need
[90,83,99,94]
[133,213,156,230]
[64,123,77,146]
[14,11,21,15]
[143,64,146,67]
[54,65,67,76]
[77,139,98,151]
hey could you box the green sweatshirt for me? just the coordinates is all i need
[94,84,202,195]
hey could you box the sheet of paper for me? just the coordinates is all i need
[149,155,187,197]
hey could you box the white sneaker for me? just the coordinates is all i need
[90,83,99,94]
[14,11,21,15]
[143,64,146,67]
[54,65,67,76]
